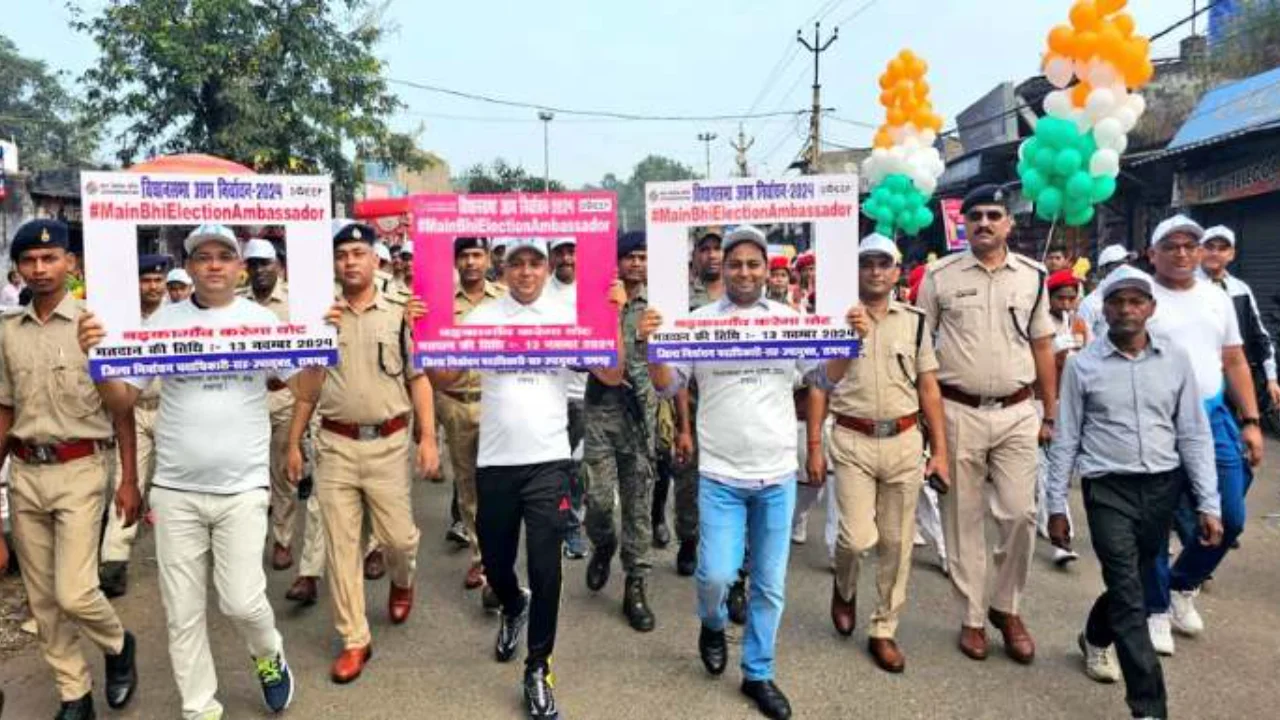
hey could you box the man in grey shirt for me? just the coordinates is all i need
[1046,266,1222,720]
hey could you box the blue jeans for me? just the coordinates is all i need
[1146,394,1251,611]
[696,476,796,682]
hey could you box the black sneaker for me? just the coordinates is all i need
[585,542,616,592]
[728,579,748,626]
[496,589,531,663]
[741,679,792,720]
[104,630,137,709]
[676,540,697,577]
[523,663,559,719]
[698,625,727,676]
[99,562,129,599]
[55,693,94,720]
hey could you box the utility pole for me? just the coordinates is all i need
[697,131,718,178]
[538,110,554,192]
[796,21,838,174]
[730,124,754,177]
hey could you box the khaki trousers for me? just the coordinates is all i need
[316,427,420,648]
[436,393,481,563]
[10,453,125,700]
[941,398,1039,628]
[829,425,923,639]
[267,390,327,576]
[101,404,156,563]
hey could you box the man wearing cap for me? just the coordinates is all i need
[394,242,415,296]
[98,253,171,599]
[793,252,816,313]
[3,219,140,719]
[428,235,626,719]
[811,234,949,673]
[1078,244,1130,339]
[545,237,590,559]
[1141,215,1263,655]
[439,236,503,592]
[642,224,816,720]
[166,268,193,303]
[583,230,659,632]
[1047,266,1221,719]
[1199,224,1280,414]
[79,222,300,717]
[917,183,1059,664]
[766,256,792,305]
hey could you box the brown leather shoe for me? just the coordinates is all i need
[868,637,905,673]
[363,550,386,580]
[958,626,988,661]
[271,543,294,571]
[988,608,1035,664]
[331,645,372,684]
[464,562,486,590]
[389,584,414,624]
[830,581,856,637]
[285,576,318,605]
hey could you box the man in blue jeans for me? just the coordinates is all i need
[1141,215,1265,656]
[641,225,828,720]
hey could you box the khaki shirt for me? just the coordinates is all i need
[317,288,421,424]
[136,305,163,408]
[238,280,289,323]
[444,281,505,395]
[829,302,938,420]
[918,250,1053,397]
[0,293,113,442]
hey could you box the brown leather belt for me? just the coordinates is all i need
[441,388,481,404]
[320,415,410,441]
[940,384,1033,409]
[12,439,106,465]
[136,397,161,411]
[834,413,918,438]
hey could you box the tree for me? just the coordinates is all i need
[455,158,564,193]
[0,34,97,170]
[72,0,429,203]
[1211,0,1280,79]
[610,155,699,231]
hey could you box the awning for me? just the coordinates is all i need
[1137,65,1280,164]
[353,196,409,219]
[128,153,255,175]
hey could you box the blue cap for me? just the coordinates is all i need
[138,254,171,276]
[618,231,646,259]
[10,219,69,261]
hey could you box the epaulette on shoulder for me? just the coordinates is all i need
[383,288,409,306]
[899,303,925,316]
[928,252,966,273]
[1011,253,1047,273]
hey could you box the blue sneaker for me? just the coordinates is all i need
[255,651,295,713]
[563,529,587,560]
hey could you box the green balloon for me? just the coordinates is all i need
[884,174,911,192]
[1021,167,1048,198]
[914,206,934,230]
[1022,137,1041,161]
[1054,148,1083,177]
[1078,129,1098,157]
[887,193,906,213]
[1037,116,1074,148]
[1064,193,1090,215]
[1065,205,1095,227]
[1038,187,1063,218]
[904,190,925,209]
[875,221,894,236]
[1091,175,1117,203]
[1066,171,1093,199]
[1034,147,1057,174]
[1036,203,1058,223]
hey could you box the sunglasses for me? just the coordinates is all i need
[966,209,1007,223]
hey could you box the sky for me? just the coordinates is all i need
[8,0,1199,186]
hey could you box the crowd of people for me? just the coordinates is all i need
[0,180,1270,720]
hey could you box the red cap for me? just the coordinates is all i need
[906,265,927,304]
[794,251,815,269]
[769,256,790,272]
[1047,269,1081,293]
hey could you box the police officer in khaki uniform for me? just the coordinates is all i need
[1,219,139,719]
[439,237,503,591]
[812,235,950,673]
[98,254,169,598]
[917,184,1058,664]
[286,222,439,684]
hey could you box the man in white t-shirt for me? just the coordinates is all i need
[82,224,315,719]
[1077,244,1129,340]
[1141,215,1265,656]
[427,237,626,720]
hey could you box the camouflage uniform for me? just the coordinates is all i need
[583,287,657,576]
[670,281,720,543]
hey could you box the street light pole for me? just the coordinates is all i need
[538,111,554,192]
[697,132,718,178]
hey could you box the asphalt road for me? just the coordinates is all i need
[3,455,1280,719]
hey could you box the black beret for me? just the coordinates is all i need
[138,254,171,276]
[333,222,376,247]
[618,231,646,259]
[960,183,1010,215]
[10,219,70,261]
[454,237,489,256]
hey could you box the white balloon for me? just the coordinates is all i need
[1045,56,1074,89]
[1093,117,1125,150]
[903,136,921,153]
[1085,88,1118,121]
[920,129,938,146]
[1071,108,1091,133]
[1115,106,1140,132]
[1127,93,1146,119]
[916,175,938,196]
[1044,90,1074,119]
[1088,61,1120,90]
[889,126,906,144]
[1090,149,1121,178]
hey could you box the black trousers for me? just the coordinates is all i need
[1083,470,1185,720]
[476,460,573,670]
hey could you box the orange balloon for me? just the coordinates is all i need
[889,57,907,78]
[887,107,907,126]
[878,72,894,90]
[1048,25,1077,56]
[1130,36,1151,59]
[1134,59,1154,87]
[1113,12,1135,37]
[874,129,893,149]
[932,114,945,131]
[1070,1,1100,31]
[1096,0,1127,14]
[1097,23,1126,63]
[1074,30,1099,59]
[1071,81,1092,107]
[915,79,931,99]
[912,57,929,78]
[898,49,917,66]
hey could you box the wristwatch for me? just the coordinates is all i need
[1240,417,1261,428]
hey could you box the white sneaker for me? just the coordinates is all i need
[1148,614,1175,656]
[913,530,926,547]
[1052,546,1080,568]
[1169,589,1204,637]
[939,555,950,577]
[1078,632,1121,683]
[790,514,808,544]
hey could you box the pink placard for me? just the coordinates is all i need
[410,192,619,369]
[942,198,968,251]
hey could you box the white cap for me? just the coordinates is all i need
[166,268,193,286]
[375,243,392,263]
[243,238,277,262]
[723,225,768,255]
[399,241,414,256]
[1097,244,1129,267]
[1151,214,1204,246]
[857,233,902,263]
[492,237,512,251]
[1100,264,1155,300]
[184,224,239,255]
[504,237,548,260]
[549,237,576,251]
[1201,225,1236,247]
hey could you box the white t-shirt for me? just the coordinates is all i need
[1149,278,1242,400]
[466,291,577,467]
[128,297,295,494]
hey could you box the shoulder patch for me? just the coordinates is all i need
[929,253,966,273]
[1011,253,1047,273]
[899,303,924,316]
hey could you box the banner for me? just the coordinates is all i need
[410,192,619,369]
[941,198,968,251]
[644,176,861,362]
[81,171,337,379]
